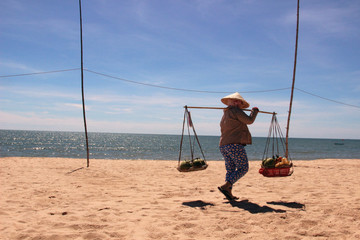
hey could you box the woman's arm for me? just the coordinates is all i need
[235,107,259,124]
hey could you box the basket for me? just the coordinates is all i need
[177,158,208,172]
[259,166,293,177]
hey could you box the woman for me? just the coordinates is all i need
[218,92,259,200]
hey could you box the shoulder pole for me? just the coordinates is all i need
[185,106,275,115]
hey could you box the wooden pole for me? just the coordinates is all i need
[285,0,300,158]
[185,106,275,115]
[79,0,90,167]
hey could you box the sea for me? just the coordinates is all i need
[0,130,359,161]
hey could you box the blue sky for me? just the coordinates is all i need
[1,0,359,139]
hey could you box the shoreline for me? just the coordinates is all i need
[1,157,359,239]
[2,156,360,162]
[2,130,360,161]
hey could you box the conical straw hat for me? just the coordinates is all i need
[221,92,250,108]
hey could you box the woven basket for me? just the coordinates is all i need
[259,166,293,177]
[177,159,208,172]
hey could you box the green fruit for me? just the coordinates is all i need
[179,160,192,170]
[192,158,205,168]
[262,157,271,165]
[263,158,276,168]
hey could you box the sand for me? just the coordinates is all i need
[1,157,359,240]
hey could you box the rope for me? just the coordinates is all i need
[1,68,359,109]
[262,113,275,160]
[84,69,292,94]
[295,87,360,109]
[84,69,232,93]
[186,110,193,160]
[178,107,206,164]
[0,68,80,78]
[178,108,187,164]
[262,113,290,161]
[189,114,206,161]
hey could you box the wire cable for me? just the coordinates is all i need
[295,87,360,109]
[1,67,359,109]
[0,68,80,78]
[84,69,291,94]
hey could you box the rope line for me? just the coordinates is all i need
[84,69,291,94]
[85,69,232,93]
[1,68,359,109]
[295,87,360,109]
[0,68,81,78]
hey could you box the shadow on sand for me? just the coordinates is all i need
[182,200,305,213]
[267,201,305,210]
[182,200,215,210]
[227,200,286,214]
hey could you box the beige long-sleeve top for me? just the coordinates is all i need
[219,107,258,146]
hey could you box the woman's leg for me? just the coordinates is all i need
[221,144,249,185]
[219,145,237,199]
[220,145,236,184]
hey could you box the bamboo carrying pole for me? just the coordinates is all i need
[285,0,300,159]
[79,0,90,167]
[185,106,275,115]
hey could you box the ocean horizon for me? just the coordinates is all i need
[1,129,359,161]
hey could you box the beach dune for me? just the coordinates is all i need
[1,157,359,239]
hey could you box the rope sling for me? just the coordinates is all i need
[177,106,208,172]
[259,113,294,177]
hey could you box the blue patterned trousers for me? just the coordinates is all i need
[219,144,249,185]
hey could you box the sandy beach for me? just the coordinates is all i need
[1,157,359,240]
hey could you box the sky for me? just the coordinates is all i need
[1,0,359,139]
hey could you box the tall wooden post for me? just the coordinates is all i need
[79,0,90,167]
[285,0,300,158]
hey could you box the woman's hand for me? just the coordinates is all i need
[252,107,259,112]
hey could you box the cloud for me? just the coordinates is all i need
[104,107,133,115]
[0,110,179,134]
[0,85,79,99]
[0,111,83,131]
[0,60,42,73]
[63,103,89,111]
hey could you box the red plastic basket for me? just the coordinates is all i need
[259,166,292,177]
